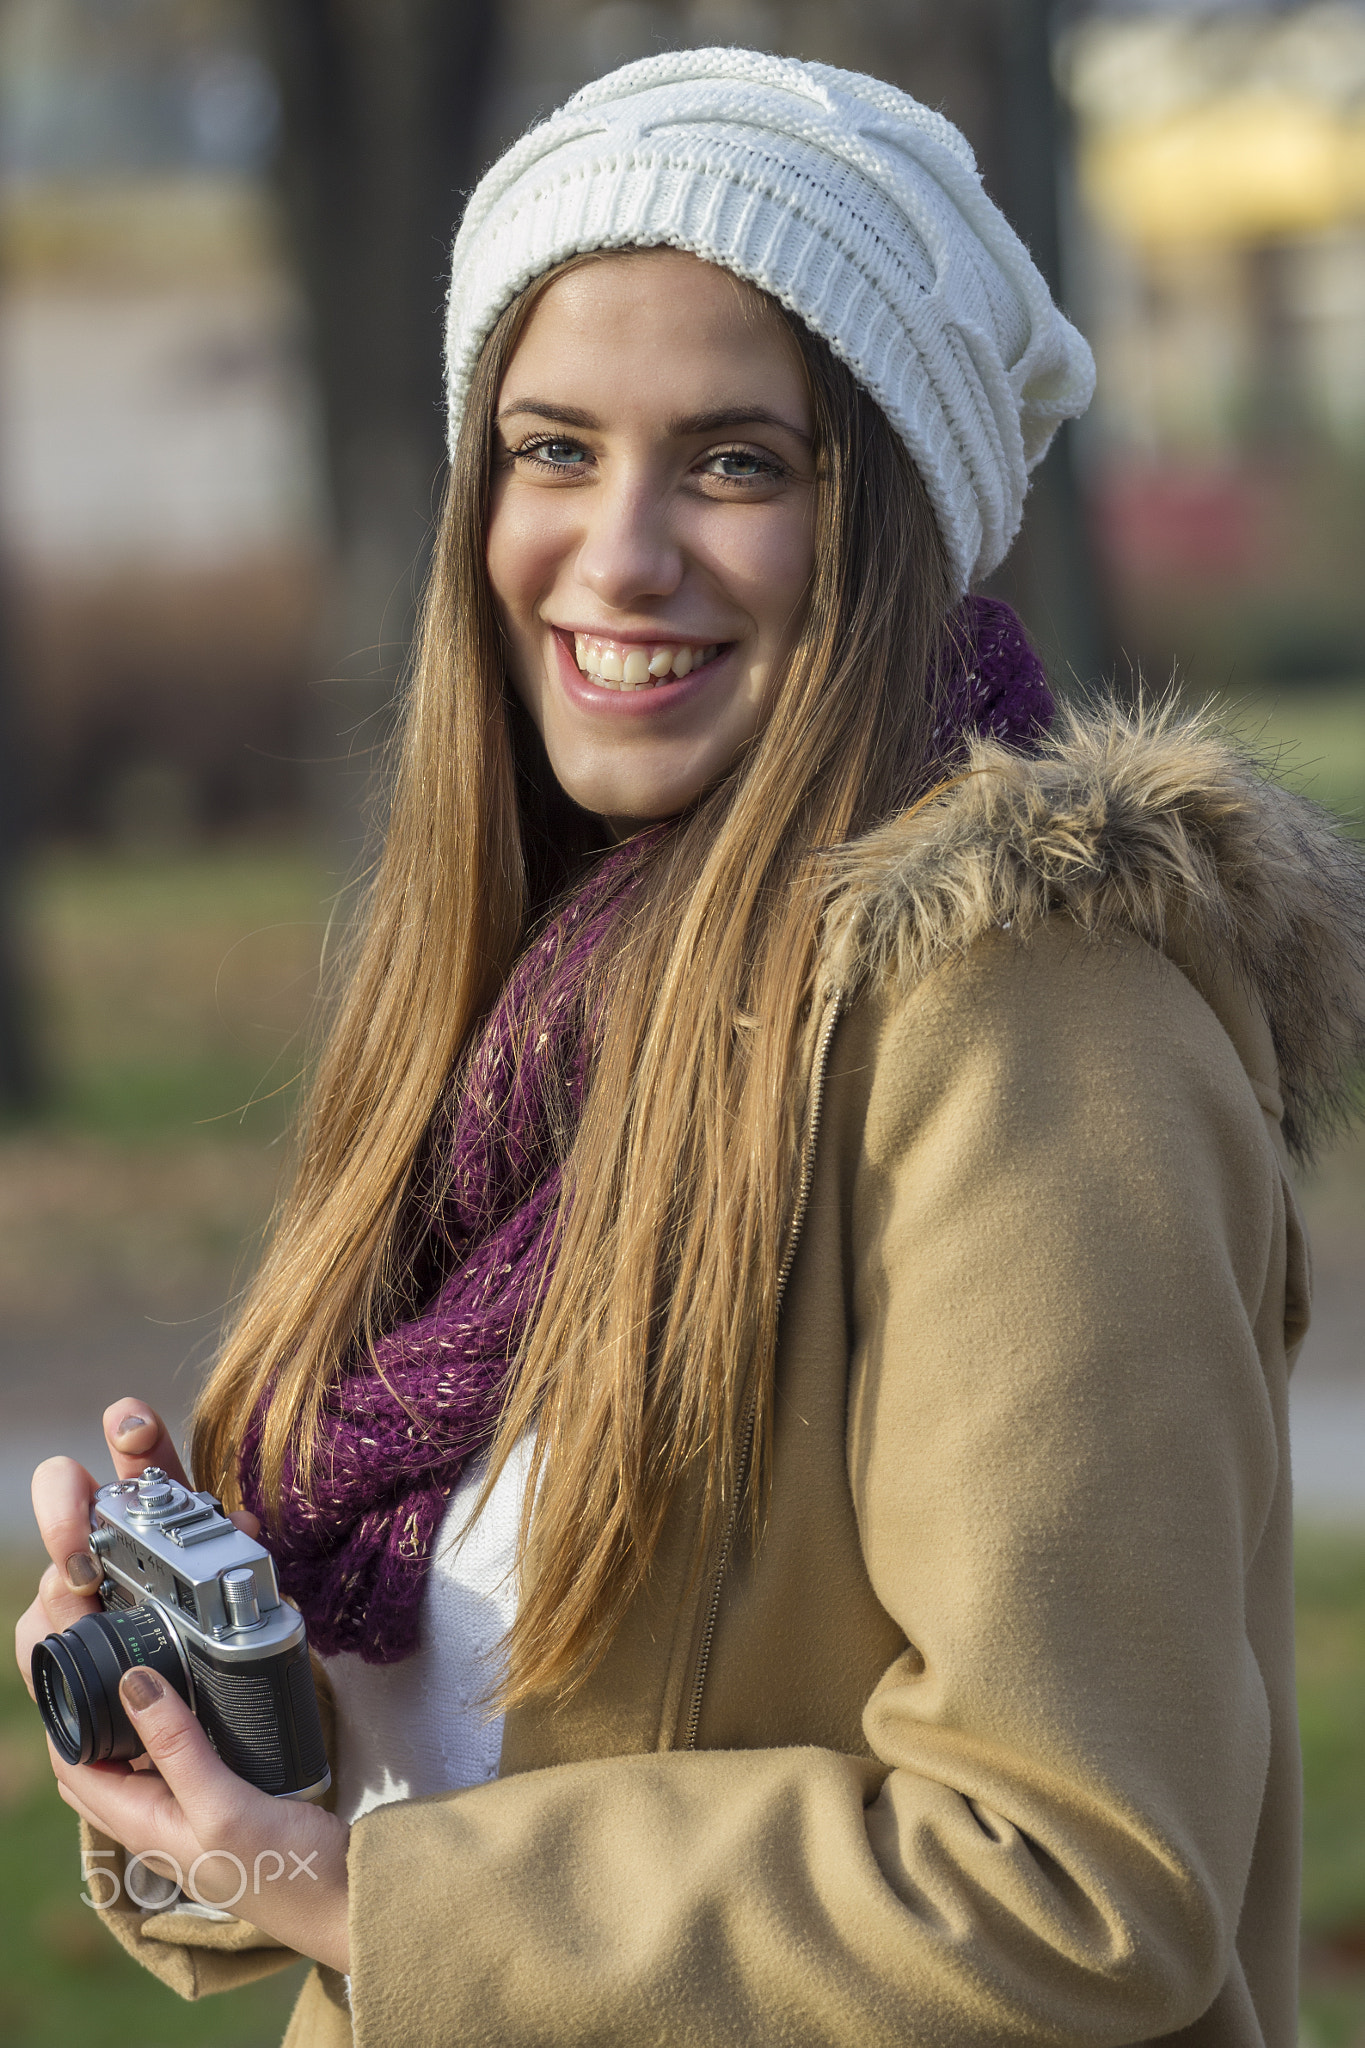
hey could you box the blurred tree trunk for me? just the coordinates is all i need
[980,0,1107,696]
[256,1,498,846]
[860,0,1108,692]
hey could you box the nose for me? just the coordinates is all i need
[574,471,684,610]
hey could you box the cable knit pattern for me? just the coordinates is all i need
[242,600,1049,1663]
[444,47,1095,591]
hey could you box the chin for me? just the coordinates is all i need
[558,768,709,827]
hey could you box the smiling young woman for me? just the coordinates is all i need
[487,250,820,831]
[16,44,1365,2048]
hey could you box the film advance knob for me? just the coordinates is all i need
[221,1567,262,1630]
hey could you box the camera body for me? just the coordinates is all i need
[34,1467,330,1802]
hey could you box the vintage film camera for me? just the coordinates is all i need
[32,1467,330,1802]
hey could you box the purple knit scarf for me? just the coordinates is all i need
[240,596,1050,1664]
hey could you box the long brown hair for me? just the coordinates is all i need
[192,255,956,1706]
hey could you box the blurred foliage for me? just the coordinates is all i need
[1303,1991,1365,2048]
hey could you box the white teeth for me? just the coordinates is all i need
[569,634,722,689]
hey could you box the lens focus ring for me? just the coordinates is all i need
[32,1606,191,1765]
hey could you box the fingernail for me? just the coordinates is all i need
[115,1415,152,1440]
[121,1668,163,1713]
[65,1552,99,1589]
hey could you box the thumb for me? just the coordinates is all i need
[118,1668,227,1817]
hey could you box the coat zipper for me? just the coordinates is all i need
[682,987,844,1750]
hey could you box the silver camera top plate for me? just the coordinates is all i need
[91,1467,303,1658]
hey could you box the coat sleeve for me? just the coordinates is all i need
[345,923,1296,2048]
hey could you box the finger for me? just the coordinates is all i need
[103,1401,189,1486]
[31,1456,100,1592]
[229,1510,262,1540]
[15,1590,66,1701]
[55,1774,108,1832]
[15,1594,42,1697]
[108,1678,349,1938]
[51,1746,133,1791]
[33,1560,101,1638]
[117,1668,241,1835]
[50,1746,184,1860]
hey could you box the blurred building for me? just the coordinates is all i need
[1059,0,1365,689]
[0,0,325,838]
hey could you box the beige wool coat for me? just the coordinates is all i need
[83,706,1365,2047]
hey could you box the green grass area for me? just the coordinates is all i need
[19,838,337,1141]
[1210,680,1365,838]
[1300,1534,1365,1934]
[1299,1533,1365,2048]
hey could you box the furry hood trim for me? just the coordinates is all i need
[822,700,1365,1165]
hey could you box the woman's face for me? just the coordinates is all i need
[486,249,817,834]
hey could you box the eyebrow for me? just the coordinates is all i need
[497,399,811,443]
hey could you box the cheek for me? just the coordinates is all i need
[485,490,569,626]
[702,503,816,625]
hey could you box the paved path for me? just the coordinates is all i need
[2,1315,216,1550]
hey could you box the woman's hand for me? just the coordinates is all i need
[13,1400,351,1974]
[51,1669,350,1972]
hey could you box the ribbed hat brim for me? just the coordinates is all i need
[445,51,1096,590]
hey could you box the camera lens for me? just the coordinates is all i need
[51,1669,82,1750]
[32,1606,190,1766]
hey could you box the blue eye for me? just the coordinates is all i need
[705,449,779,481]
[519,437,588,469]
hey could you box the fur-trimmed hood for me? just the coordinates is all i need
[822,701,1365,1165]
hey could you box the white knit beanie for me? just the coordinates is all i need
[445,47,1095,592]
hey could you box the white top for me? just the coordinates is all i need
[321,1433,535,1827]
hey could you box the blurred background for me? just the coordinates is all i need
[0,1,1360,2042]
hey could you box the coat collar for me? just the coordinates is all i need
[821,699,1365,1165]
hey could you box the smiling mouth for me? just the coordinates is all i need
[571,632,724,692]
